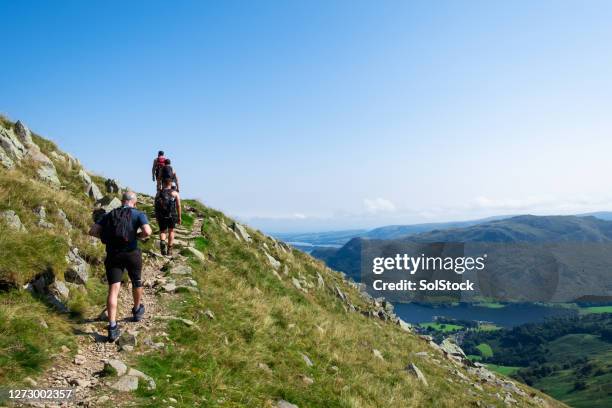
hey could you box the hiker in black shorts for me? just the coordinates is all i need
[155,177,182,256]
[160,158,180,192]
[89,191,152,341]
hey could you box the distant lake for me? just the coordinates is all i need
[393,302,579,328]
[287,242,342,254]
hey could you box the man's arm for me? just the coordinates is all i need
[89,223,102,238]
[139,223,153,238]
[152,159,157,181]
[174,173,180,192]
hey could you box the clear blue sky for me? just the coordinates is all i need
[2,0,612,232]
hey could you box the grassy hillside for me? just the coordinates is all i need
[0,117,563,407]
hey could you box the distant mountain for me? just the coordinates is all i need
[313,215,612,302]
[361,216,511,240]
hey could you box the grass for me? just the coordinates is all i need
[477,323,502,331]
[486,364,521,376]
[475,302,506,309]
[418,322,463,332]
[181,212,194,229]
[476,343,493,358]
[580,306,612,314]
[0,290,75,385]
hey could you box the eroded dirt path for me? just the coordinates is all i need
[21,217,203,408]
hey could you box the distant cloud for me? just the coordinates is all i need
[364,197,396,213]
[293,213,307,219]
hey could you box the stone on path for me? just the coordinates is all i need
[105,359,128,376]
[186,247,206,261]
[110,375,139,392]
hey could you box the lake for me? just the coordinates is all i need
[393,302,578,327]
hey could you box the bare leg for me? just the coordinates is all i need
[107,282,121,323]
[160,230,167,242]
[168,228,175,248]
[132,286,143,309]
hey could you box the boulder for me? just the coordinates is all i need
[65,248,89,285]
[96,196,122,213]
[34,206,54,229]
[265,252,281,270]
[49,280,69,300]
[87,182,104,201]
[186,247,206,262]
[110,375,139,392]
[105,359,128,376]
[29,149,60,186]
[0,210,26,232]
[0,126,27,160]
[406,363,428,386]
[116,331,137,348]
[440,339,466,358]
[126,368,156,390]
[231,222,252,242]
[0,145,14,168]
[278,400,299,408]
[167,264,192,276]
[57,209,73,230]
[14,120,33,146]
[78,169,92,185]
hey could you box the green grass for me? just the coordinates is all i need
[467,355,482,362]
[0,291,74,385]
[418,322,463,332]
[477,323,502,331]
[580,305,612,314]
[476,343,493,358]
[475,302,506,309]
[181,212,194,229]
[486,364,521,376]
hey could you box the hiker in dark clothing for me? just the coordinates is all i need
[155,177,182,256]
[152,150,166,191]
[89,191,152,341]
[160,158,180,192]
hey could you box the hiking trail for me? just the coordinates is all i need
[20,205,206,408]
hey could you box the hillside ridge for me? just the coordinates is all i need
[0,117,564,407]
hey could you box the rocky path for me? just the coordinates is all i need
[21,217,204,408]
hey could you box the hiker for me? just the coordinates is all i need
[155,177,182,255]
[89,191,152,342]
[159,158,180,192]
[152,150,167,191]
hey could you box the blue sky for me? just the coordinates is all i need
[2,1,612,232]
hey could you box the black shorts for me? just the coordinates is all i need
[157,217,176,231]
[104,249,143,287]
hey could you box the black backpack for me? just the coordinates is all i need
[100,207,135,246]
[160,165,174,181]
[155,189,177,220]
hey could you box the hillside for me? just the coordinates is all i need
[0,117,563,407]
[313,215,612,302]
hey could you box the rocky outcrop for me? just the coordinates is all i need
[406,363,428,386]
[0,210,26,231]
[231,222,252,242]
[96,195,122,213]
[34,206,55,229]
[87,182,104,201]
[0,120,60,185]
[65,248,90,285]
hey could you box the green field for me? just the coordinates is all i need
[532,334,612,408]
[419,322,463,332]
[476,343,493,358]
[580,305,612,314]
[477,323,501,331]
[475,302,506,309]
[487,364,521,376]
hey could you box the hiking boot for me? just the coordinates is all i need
[108,323,121,342]
[167,246,173,256]
[132,304,145,322]
[160,240,167,256]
